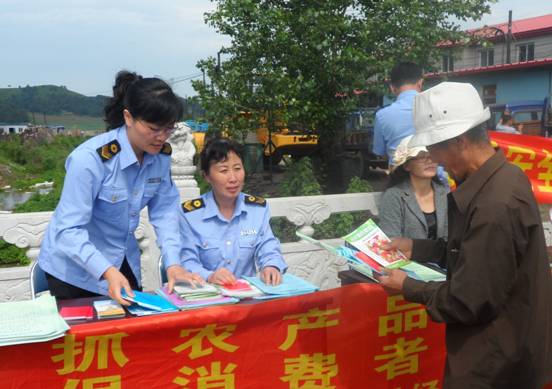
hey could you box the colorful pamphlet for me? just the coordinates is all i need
[216,279,264,298]
[342,219,409,268]
[59,306,94,321]
[93,300,126,319]
[121,290,178,313]
[156,286,239,310]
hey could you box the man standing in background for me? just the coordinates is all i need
[373,62,423,165]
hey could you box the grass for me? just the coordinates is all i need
[29,112,104,132]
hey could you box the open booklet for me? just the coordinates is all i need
[296,220,446,283]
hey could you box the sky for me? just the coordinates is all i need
[1,0,552,98]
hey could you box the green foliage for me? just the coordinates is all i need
[278,157,321,197]
[194,171,211,195]
[0,239,29,266]
[313,177,373,240]
[194,0,492,143]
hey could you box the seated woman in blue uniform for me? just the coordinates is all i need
[38,70,203,305]
[180,138,287,286]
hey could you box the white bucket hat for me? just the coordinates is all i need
[391,135,427,171]
[409,82,490,147]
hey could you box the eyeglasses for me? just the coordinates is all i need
[138,120,175,135]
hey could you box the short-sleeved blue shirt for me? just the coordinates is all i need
[179,191,287,280]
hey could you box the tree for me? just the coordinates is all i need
[193,0,492,169]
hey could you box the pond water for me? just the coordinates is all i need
[0,188,52,211]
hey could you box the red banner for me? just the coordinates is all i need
[1,284,447,389]
[490,131,552,204]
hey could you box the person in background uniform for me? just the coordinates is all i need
[378,82,552,388]
[38,70,203,305]
[373,61,423,164]
[378,135,448,246]
[180,138,287,286]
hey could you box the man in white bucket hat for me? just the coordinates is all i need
[378,82,552,388]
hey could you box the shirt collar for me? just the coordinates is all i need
[202,191,247,222]
[116,126,138,169]
[116,126,156,169]
[451,149,507,214]
[396,89,418,101]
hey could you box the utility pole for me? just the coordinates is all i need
[506,10,513,64]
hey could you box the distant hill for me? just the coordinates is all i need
[0,85,107,123]
[0,85,205,128]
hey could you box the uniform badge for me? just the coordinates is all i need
[160,142,172,155]
[96,140,121,162]
[244,194,266,207]
[182,198,205,213]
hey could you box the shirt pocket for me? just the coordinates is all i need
[141,183,161,207]
[239,237,256,262]
[197,238,222,270]
[95,186,128,221]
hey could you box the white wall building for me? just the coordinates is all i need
[0,124,28,135]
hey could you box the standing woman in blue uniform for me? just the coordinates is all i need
[180,138,287,285]
[38,70,203,304]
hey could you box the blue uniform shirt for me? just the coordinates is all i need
[373,89,418,163]
[38,126,182,295]
[180,191,287,280]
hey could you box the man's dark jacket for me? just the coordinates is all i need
[403,150,552,389]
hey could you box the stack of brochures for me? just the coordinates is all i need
[0,294,69,346]
[157,283,239,310]
[121,290,178,316]
[243,274,319,299]
[297,219,446,283]
[93,300,126,319]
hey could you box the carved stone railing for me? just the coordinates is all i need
[0,193,381,302]
[1,192,550,302]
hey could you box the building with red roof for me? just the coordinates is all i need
[427,13,552,106]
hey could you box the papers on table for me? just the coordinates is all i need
[156,286,239,310]
[121,290,178,314]
[216,280,263,298]
[0,294,69,346]
[93,300,126,319]
[243,274,318,298]
[59,306,94,321]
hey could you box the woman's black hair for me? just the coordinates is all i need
[200,137,244,174]
[104,70,183,131]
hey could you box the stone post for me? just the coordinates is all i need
[170,122,200,201]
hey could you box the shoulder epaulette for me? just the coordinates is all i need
[182,198,205,213]
[96,140,121,162]
[244,194,266,207]
[160,142,172,155]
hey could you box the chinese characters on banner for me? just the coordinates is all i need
[1,284,550,388]
[490,131,552,204]
[0,284,446,388]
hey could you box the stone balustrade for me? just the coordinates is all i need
[1,191,550,302]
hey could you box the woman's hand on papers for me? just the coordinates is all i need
[382,237,413,259]
[166,265,204,293]
[377,269,408,295]
[208,268,237,285]
[103,266,133,306]
[261,266,282,286]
